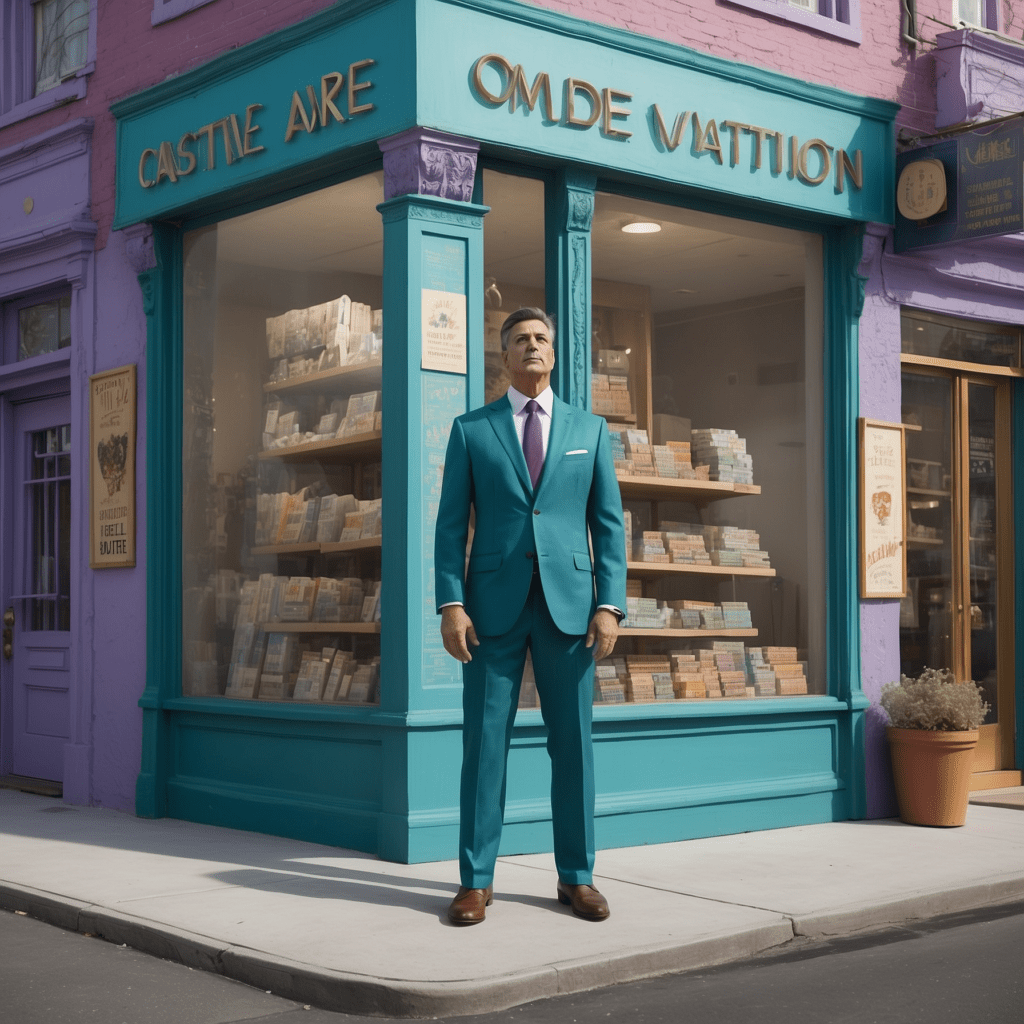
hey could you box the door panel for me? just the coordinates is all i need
[9,395,71,782]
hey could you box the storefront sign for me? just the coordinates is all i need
[90,365,136,569]
[894,121,1024,252]
[858,418,906,600]
[471,53,864,195]
[135,60,376,190]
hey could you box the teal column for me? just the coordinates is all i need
[376,129,487,862]
[825,223,867,820]
[546,169,596,409]
[134,222,182,819]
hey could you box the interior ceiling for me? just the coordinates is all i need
[215,169,808,313]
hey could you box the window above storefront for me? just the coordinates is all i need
[901,309,1022,370]
[722,0,861,44]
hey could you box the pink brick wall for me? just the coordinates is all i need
[1,0,976,249]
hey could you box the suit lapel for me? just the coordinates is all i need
[486,398,533,496]
[537,396,573,500]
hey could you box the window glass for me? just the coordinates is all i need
[182,172,384,704]
[589,193,825,705]
[19,294,71,360]
[901,310,1021,368]
[34,0,89,96]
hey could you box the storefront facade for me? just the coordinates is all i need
[113,0,897,862]
[859,27,1024,814]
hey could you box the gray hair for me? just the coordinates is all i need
[500,307,556,352]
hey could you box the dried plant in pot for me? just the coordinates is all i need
[880,668,990,827]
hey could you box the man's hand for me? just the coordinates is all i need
[441,605,480,663]
[585,609,619,661]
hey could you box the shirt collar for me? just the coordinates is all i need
[507,384,554,418]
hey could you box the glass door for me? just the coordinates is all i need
[901,368,1015,782]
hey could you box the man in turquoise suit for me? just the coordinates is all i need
[435,307,627,925]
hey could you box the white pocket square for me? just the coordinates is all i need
[565,449,588,455]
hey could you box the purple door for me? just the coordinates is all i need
[8,395,72,782]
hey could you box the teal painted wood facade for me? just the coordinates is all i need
[115,0,898,862]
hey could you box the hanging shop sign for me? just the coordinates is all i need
[894,121,1024,252]
[90,365,137,569]
[858,418,907,600]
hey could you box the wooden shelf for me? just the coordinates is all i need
[258,621,381,633]
[618,627,757,638]
[907,487,950,499]
[251,538,381,556]
[907,536,944,548]
[616,475,760,503]
[258,430,381,463]
[263,359,382,396]
[626,561,775,578]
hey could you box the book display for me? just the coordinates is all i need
[183,286,383,704]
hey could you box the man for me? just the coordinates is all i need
[434,307,627,925]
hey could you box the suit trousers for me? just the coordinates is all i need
[459,572,597,889]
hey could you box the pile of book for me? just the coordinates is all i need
[668,652,705,699]
[594,658,627,703]
[690,428,754,484]
[226,633,381,703]
[266,295,381,378]
[632,522,712,565]
[254,491,382,547]
[263,390,382,450]
[625,655,675,702]
[232,573,380,627]
[624,595,669,629]
[591,374,632,418]
[703,525,771,568]
[608,428,708,480]
[759,646,808,695]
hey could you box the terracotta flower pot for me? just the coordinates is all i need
[886,727,979,827]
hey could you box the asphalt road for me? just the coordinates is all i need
[3,900,1023,1024]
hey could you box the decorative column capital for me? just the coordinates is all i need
[378,129,480,202]
[123,223,157,276]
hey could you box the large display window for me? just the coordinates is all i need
[587,193,826,705]
[181,172,385,704]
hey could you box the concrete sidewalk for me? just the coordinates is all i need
[2,788,1023,1018]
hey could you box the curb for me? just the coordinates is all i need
[2,877,1023,1017]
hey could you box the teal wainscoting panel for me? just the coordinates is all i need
[167,712,383,852]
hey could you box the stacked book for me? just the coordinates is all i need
[624,430,655,476]
[690,428,754,484]
[762,647,809,695]
[255,491,382,547]
[703,526,771,568]
[669,652,705,698]
[265,295,382,376]
[633,531,670,563]
[591,374,633,418]
[721,602,753,628]
[594,657,628,704]
[664,600,704,629]
[625,654,674,702]
[624,596,667,629]
[659,522,712,565]
[746,648,777,697]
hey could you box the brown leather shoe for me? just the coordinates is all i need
[556,881,610,921]
[447,885,493,925]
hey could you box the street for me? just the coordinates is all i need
[2,900,1022,1024]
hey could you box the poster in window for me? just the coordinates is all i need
[858,418,907,599]
[90,364,136,568]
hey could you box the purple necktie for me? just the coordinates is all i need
[523,399,544,489]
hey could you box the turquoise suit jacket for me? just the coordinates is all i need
[434,393,627,638]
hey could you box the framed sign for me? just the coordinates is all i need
[90,364,137,568]
[858,418,907,599]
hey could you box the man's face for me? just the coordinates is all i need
[503,319,555,393]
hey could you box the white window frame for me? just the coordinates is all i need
[151,0,217,27]
[954,0,999,30]
[33,0,90,96]
[0,0,95,130]
[722,0,862,45]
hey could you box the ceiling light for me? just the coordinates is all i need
[621,221,661,234]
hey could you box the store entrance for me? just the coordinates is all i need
[4,394,72,783]
[900,316,1019,789]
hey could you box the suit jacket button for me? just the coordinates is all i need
[533,509,540,516]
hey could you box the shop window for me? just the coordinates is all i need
[0,0,93,126]
[181,171,385,704]
[589,193,825,705]
[151,0,217,27]
[901,310,1020,368]
[723,0,861,44]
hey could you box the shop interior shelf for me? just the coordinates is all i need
[626,561,775,578]
[907,536,945,548]
[906,486,951,498]
[251,537,381,556]
[263,358,382,396]
[616,475,761,502]
[618,627,758,638]
[258,430,382,463]
[257,621,381,633]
